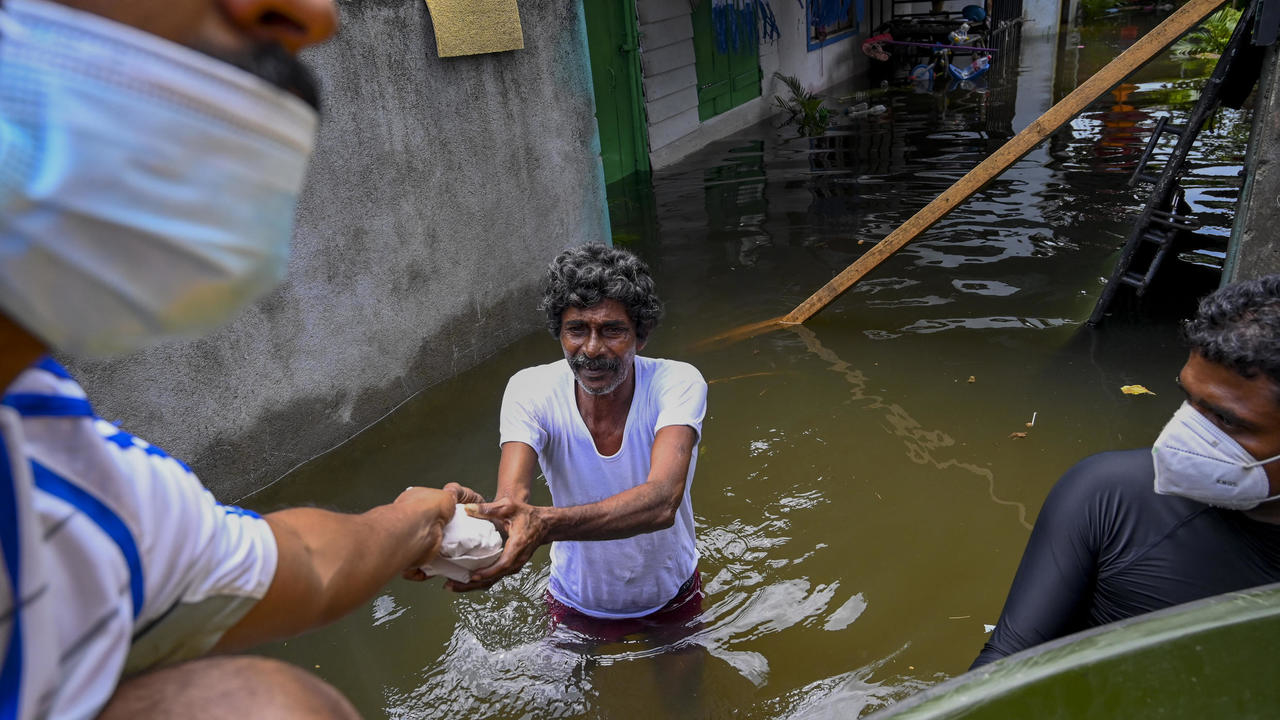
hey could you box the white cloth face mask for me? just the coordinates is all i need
[1152,401,1280,510]
[0,0,318,358]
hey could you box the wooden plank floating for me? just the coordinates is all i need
[783,0,1227,325]
[695,0,1229,352]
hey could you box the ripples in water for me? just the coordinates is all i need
[256,17,1247,719]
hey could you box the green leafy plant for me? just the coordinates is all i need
[1172,6,1243,57]
[773,72,830,137]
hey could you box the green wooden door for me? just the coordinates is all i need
[583,0,649,185]
[692,1,762,121]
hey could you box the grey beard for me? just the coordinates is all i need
[569,354,621,373]
[570,354,627,395]
[576,373,625,396]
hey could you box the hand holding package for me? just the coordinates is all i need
[421,504,504,582]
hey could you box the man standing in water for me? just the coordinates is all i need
[448,244,708,636]
[0,0,459,717]
[973,275,1280,668]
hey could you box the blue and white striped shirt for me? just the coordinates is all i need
[0,358,277,719]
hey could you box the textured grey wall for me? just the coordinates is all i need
[70,0,609,500]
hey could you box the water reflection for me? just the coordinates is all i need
[769,661,933,720]
[250,16,1246,720]
[791,325,1031,529]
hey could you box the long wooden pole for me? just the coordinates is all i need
[780,0,1227,325]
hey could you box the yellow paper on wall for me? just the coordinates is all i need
[423,0,524,58]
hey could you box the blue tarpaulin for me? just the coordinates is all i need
[807,0,862,41]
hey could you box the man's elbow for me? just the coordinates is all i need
[652,509,676,530]
[652,496,682,529]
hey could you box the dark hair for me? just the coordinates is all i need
[1183,274,1280,388]
[539,244,663,340]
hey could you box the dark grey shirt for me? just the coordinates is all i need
[973,449,1280,668]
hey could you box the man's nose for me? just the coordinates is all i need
[583,330,606,356]
[220,0,339,53]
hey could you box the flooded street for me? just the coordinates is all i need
[248,18,1249,719]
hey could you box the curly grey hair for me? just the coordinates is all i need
[539,244,663,341]
[1183,274,1280,389]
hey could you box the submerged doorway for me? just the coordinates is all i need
[583,0,650,185]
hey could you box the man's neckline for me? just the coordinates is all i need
[571,358,641,458]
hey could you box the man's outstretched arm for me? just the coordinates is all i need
[447,424,697,591]
[213,487,455,652]
[535,424,697,539]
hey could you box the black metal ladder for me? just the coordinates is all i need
[1087,0,1259,326]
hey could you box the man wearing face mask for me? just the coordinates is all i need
[972,275,1280,669]
[0,1,459,717]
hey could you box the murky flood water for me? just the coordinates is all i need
[248,17,1250,719]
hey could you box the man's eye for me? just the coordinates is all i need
[603,327,626,338]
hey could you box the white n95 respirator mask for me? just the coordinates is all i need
[0,0,318,358]
[1152,401,1280,511]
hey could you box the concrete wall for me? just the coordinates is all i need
[69,0,610,501]
[1226,43,1280,284]
[1020,0,1061,35]
[639,0,866,170]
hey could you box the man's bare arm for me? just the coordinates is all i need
[494,439,538,504]
[213,487,455,652]
[442,440,538,507]
[440,441,539,590]
[539,424,695,541]
[450,425,697,590]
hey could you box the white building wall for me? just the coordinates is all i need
[638,0,700,154]
[638,0,866,169]
[1021,0,1061,35]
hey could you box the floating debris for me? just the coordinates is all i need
[1009,431,1027,439]
[1121,384,1156,396]
[847,102,887,117]
[1026,411,1037,428]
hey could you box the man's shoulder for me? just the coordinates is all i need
[1064,448,1154,481]
[509,359,570,387]
[6,356,90,400]
[638,356,705,388]
[1047,448,1177,516]
[504,360,571,412]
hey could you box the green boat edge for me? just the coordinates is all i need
[867,581,1280,718]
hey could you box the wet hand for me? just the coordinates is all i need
[444,498,547,592]
[393,486,456,577]
[443,482,487,505]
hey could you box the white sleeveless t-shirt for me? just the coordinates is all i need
[499,355,707,618]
